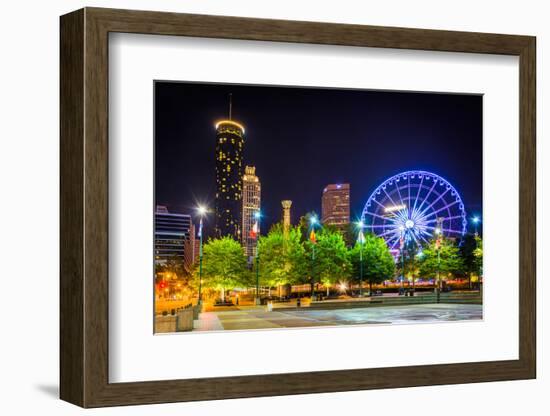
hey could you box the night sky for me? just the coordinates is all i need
[155,81,482,235]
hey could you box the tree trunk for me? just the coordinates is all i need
[221,287,225,303]
[369,282,373,296]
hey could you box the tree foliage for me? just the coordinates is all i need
[307,228,352,287]
[257,225,307,288]
[349,233,395,288]
[473,236,483,277]
[155,255,187,281]
[198,236,250,301]
[418,237,464,279]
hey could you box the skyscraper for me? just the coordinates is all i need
[321,183,350,230]
[242,166,261,258]
[214,115,245,240]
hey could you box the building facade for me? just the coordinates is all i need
[154,205,192,266]
[321,183,351,229]
[183,223,197,273]
[241,166,261,259]
[214,120,245,240]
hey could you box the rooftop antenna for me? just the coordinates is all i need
[228,93,233,120]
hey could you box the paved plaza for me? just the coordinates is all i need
[193,303,483,332]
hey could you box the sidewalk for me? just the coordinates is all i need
[193,312,224,331]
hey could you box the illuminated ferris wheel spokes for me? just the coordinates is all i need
[361,171,467,249]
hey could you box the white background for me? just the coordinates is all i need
[0,0,546,415]
[110,34,519,382]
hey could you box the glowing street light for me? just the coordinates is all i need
[338,281,348,293]
[472,216,480,236]
[196,205,209,306]
[254,210,262,305]
[356,220,366,297]
[309,214,319,300]
[434,224,443,302]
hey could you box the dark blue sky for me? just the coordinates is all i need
[155,81,482,234]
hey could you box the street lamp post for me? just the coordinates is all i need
[415,249,425,296]
[356,221,365,297]
[309,215,318,301]
[359,240,364,297]
[472,216,480,236]
[435,226,442,303]
[437,245,441,302]
[197,205,208,307]
[399,226,405,291]
[254,211,261,306]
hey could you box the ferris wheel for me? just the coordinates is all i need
[360,170,467,250]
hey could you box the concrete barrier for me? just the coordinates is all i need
[303,291,481,311]
[193,304,202,320]
[155,315,176,333]
[176,308,194,332]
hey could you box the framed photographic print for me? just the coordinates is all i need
[60,7,536,408]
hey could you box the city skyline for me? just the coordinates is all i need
[155,81,482,237]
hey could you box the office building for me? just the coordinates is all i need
[321,183,350,229]
[154,205,192,266]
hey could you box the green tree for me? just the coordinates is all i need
[305,228,351,294]
[155,254,187,281]
[460,234,483,288]
[258,225,307,296]
[418,237,464,281]
[473,236,483,280]
[349,233,395,294]
[199,236,249,302]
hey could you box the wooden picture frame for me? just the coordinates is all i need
[60,7,536,408]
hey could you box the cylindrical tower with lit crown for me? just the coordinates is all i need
[214,119,244,240]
